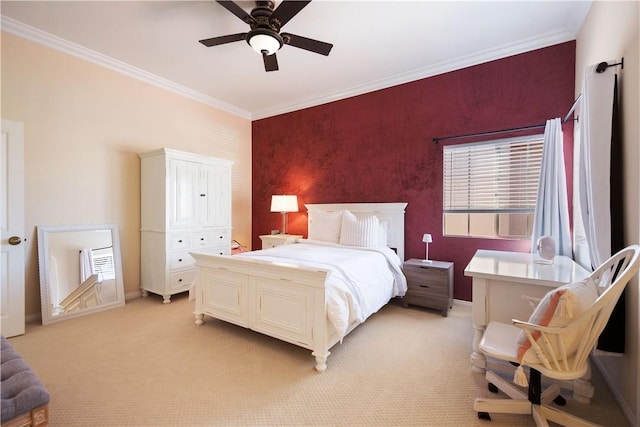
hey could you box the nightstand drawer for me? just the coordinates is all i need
[404,293,450,309]
[404,266,449,287]
[406,281,449,298]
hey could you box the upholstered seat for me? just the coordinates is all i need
[1,336,50,427]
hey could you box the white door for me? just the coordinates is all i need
[200,163,231,228]
[169,158,198,230]
[1,119,26,337]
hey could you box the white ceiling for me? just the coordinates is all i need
[1,1,591,120]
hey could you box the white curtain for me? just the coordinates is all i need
[574,63,616,270]
[79,248,94,282]
[531,118,571,256]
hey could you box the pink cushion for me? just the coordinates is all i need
[517,277,598,364]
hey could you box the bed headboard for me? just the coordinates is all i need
[305,203,408,261]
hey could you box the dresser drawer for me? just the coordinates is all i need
[168,250,196,270]
[168,232,191,250]
[168,269,195,292]
[192,229,230,248]
[203,245,231,256]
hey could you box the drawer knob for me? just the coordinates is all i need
[178,239,183,243]
[178,258,182,262]
[200,193,206,197]
[201,238,205,241]
[178,278,182,282]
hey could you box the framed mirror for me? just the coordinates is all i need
[37,224,125,325]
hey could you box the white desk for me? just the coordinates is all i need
[465,250,590,370]
[464,250,593,401]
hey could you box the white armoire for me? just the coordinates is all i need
[139,148,233,303]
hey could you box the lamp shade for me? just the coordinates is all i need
[422,233,433,243]
[248,33,282,55]
[270,195,298,213]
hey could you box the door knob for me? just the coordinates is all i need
[8,236,22,245]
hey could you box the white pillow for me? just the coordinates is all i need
[339,210,380,248]
[516,277,598,365]
[308,210,343,243]
[378,221,389,247]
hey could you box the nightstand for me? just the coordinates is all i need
[402,258,454,316]
[259,234,303,249]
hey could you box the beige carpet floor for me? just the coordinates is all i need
[7,294,629,426]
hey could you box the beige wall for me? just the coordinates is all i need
[1,32,253,317]
[576,1,639,422]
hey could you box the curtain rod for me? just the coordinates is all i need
[596,58,624,73]
[432,124,546,144]
[433,57,623,145]
[562,94,582,124]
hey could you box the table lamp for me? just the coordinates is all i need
[270,195,298,235]
[422,233,433,263]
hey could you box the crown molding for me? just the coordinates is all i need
[2,15,579,122]
[252,28,577,120]
[1,16,251,120]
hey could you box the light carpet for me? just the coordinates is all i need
[7,294,629,426]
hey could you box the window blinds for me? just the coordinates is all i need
[443,135,544,213]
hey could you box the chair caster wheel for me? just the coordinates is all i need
[487,382,499,393]
[553,395,567,406]
[478,411,491,421]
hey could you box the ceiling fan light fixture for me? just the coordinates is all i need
[248,32,282,56]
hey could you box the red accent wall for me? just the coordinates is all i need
[252,42,576,301]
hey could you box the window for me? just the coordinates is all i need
[443,135,544,239]
[92,247,115,280]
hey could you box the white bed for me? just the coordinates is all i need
[190,202,408,372]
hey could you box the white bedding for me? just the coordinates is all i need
[237,239,407,338]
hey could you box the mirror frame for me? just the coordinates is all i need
[37,223,125,325]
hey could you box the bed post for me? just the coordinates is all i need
[311,284,329,372]
[194,269,205,326]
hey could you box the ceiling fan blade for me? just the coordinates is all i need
[281,33,333,56]
[215,1,255,25]
[199,33,247,47]
[270,0,311,28]
[263,52,279,72]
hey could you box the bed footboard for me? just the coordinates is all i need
[190,252,339,372]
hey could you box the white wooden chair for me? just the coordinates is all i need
[474,245,640,427]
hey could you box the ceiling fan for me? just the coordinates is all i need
[199,0,333,72]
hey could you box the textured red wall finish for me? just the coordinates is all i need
[252,41,576,301]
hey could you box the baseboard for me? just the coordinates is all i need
[125,291,142,301]
[591,354,636,426]
[452,298,472,307]
[26,291,141,323]
[25,312,41,323]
